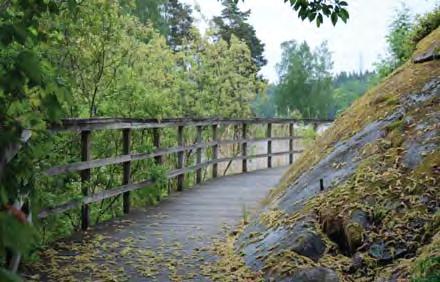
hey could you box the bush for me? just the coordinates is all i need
[410,6,440,44]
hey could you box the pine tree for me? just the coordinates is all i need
[212,0,266,70]
[164,0,194,51]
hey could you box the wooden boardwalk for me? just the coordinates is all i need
[27,167,288,281]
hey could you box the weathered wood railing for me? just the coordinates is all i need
[38,118,332,229]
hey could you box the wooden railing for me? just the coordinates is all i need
[38,118,332,229]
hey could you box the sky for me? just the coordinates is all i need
[181,0,438,83]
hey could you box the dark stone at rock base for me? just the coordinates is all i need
[276,267,339,282]
[413,44,440,64]
[348,252,364,273]
[239,216,327,270]
[368,242,408,264]
[350,209,369,228]
[289,229,326,261]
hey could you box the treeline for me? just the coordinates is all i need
[255,5,439,119]
[254,40,376,119]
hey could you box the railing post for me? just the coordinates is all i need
[177,125,184,191]
[212,124,218,178]
[289,122,294,164]
[153,127,167,196]
[267,123,272,168]
[196,125,203,184]
[122,128,131,214]
[313,122,319,139]
[80,130,91,230]
[152,128,162,165]
[242,123,247,173]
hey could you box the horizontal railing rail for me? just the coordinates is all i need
[49,117,334,131]
[38,117,332,229]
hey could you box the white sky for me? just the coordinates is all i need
[181,0,438,83]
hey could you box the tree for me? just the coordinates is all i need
[332,71,375,115]
[273,41,334,118]
[213,0,267,70]
[253,84,277,117]
[164,0,194,51]
[387,6,413,65]
[0,0,71,279]
[178,30,262,117]
[122,0,168,35]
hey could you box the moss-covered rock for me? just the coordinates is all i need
[215,28,440,281]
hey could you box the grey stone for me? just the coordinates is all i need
[276,267,340,282]
[402,78,440,168]
[368,241,407,264]
[413,44,440,63]
[350,209,369,228]
[239,216,326,270]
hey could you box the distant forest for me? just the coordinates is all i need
[254,67,376,119]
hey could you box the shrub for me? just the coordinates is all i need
[410,6,440,44]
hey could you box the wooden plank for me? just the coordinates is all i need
[38,149,304,219]
[242,123,247,173]
[51,117,334,132]
[80,130,91,230]
[196,126,203,184]
[167,150,303,178]
[122,128,131,214]
[267,123,272,168]
[45,136,305,176]
[177,126,184,191]
[212,124,218,178]
[38,179,154,219]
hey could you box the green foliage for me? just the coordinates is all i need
[213,0,267,70]
[0,213,35,255]
[387,6,414,64]
[0,0,264,276]
[123,0,169,34]
[272,40,334,119]
[410,6,440,44]
[375,5,439,79]
[253,84,277,118]
[0,0,70,276]
[285,0,349,27]
[411,256,440,282]
[0,268,21,282]
[164,0,194,51]
[331,71,376,115]
[234,0,350,27]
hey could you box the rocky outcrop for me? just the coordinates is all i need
[235,28,440,281]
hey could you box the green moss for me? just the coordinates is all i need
[386,119,404,132]
[413,151,440,177]
[411,233,440,282]
[344,223,364,253]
